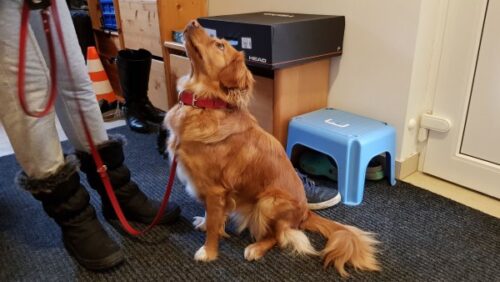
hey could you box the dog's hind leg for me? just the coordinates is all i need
[244,236,277,261]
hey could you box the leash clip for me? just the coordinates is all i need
[97,165,108,175]
[25,0,52,10]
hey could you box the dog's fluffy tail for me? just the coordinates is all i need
[300,211,380,277]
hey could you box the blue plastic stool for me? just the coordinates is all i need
[286,108,396,205]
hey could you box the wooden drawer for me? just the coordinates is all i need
[119,0,162,57]
[148,59,168,111]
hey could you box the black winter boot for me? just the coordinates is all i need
[117,48,166,133]
[77,135,180,225]
[16,156,123,271]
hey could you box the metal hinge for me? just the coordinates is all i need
[418,113,451,142]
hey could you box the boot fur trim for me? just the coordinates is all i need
[16,155,80,194]
[96,134,127,149]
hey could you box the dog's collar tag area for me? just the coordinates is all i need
[178,90,233,110]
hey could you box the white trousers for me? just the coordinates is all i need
[0,0,108,179]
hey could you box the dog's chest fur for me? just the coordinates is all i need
[165,123,200,199]
[165,105,257,200]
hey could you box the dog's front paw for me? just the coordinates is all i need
[194,246,217,262]
[193,216,206,231]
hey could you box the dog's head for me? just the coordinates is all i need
[182,20,254,108]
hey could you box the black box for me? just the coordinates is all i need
[198,12,345,69]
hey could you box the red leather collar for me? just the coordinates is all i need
[178,91,232,109]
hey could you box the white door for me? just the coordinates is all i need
[422,0,500,199]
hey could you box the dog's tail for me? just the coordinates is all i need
[300,210,380,277]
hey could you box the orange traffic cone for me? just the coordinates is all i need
[86,46,117,103]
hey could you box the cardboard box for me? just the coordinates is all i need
[198,12,345,69]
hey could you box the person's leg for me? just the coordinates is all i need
[0,0,63,180]
[0,0,122,270]
[29,0,180,225]
[29,0,108,152]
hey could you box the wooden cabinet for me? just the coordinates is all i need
[157,0,208,43]
[87,0,124,98]
[105,0,206,109]
[157,0,208,108]
[88,0,193,109]
[273,59,330,144]
[163,42,330,147]
[118,0,163,57]
[117,0,168,110]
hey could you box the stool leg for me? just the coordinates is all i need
[286,132,300,160]
[346,157,370,206]
[337,165,349,205]
[332,154,358,205]
[385,152,397,186]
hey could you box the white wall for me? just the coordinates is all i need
[208,0,424,161]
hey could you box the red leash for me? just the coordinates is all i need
[18,5,57,117]
[17,0,176,236]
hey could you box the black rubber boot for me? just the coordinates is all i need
[16,156,124,271]
[77,135,180,225]
[117,49,166,133]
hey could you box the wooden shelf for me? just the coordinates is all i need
[164,41,185,52]
[92,28,120,36]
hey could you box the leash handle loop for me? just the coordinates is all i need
[18,4,58,118]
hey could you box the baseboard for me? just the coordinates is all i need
[396,153,419,179]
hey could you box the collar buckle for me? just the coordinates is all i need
[191,94,199,108]
[179,91,198,108]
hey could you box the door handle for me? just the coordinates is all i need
[324,119,350,128]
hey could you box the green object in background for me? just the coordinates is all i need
[299,150,338,181]
[299,150,385,181]
[366,155,385,181]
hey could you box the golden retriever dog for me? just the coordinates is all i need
[165,20,380,277]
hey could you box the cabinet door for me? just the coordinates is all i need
[119,0,162,57]
[148,59,168,111]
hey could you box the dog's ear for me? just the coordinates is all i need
[219,52,253,90]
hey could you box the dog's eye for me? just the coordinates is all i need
[216,42,225,51]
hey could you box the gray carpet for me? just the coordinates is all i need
[0,126,499,282]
